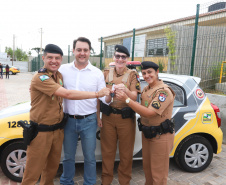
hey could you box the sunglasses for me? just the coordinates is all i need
[114,54,127,60]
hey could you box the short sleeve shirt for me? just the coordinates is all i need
[104,67,141,109]
[141,80,175,126]
[30,69,64,125]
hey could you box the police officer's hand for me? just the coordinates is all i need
[115,83,127,93]
[98,87,111,97]
[116,90,128,102]
[97,117,103,127]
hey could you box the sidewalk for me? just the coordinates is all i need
[0,73,226,185]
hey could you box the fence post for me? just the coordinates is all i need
[131,28,135,61]
[100,37,103,70]
[38,54,40,70]
[190,4,200,76]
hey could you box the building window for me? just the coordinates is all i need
[146,38,168,57]
[105,45,115,58]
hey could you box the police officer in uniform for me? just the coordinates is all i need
[117,61,175,185]
[100,45,141,185]
[21,44,110,185]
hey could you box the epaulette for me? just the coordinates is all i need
[38,68,47,73]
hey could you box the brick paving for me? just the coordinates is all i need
[0,72,226,185]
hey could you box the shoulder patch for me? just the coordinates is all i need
[152,101,161,109]
[38,68,47,73]
[136,82,140,90]
[39,75,50,82]
[159,92,167,102]
[59,79,63,86]
[159,90,168,96]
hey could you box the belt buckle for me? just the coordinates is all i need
[74,115,77,119]
[112,108,117,114]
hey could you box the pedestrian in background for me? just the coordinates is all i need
[0,63,3,79]
[117,61,175,185]
[5,64,9,79]
[100,45,141,185]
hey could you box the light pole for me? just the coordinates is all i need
[40,28,43,55]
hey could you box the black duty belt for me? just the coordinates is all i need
[111,107,122,114]
[69,113,94,119]
[38,121,65,132]
[137,118,174,139]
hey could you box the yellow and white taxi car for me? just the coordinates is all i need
[0,73,223,182]
[2,65,20,75]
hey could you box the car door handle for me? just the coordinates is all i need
[183,113,197,120]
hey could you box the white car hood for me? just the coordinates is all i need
[0,102,31,119]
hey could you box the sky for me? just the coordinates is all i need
[0,0,217,56]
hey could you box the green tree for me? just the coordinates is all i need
[164,27,177,72]
[5,47,13,58]
[31,47,44,54]
[5,47,28,61]
[28,51,32,56]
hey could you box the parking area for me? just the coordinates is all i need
[0,72,226,185]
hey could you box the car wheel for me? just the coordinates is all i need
[0,141,26,182]
[174,135,213,172]
[9,71,13,75]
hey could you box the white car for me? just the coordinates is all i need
[0,73,223,182]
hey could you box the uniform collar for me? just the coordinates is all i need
[148,79,164,89]
[114,67,128,77]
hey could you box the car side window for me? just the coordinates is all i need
[164,82,186,106]
[138,81,186,107]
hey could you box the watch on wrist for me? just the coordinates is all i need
[125,98,131,104]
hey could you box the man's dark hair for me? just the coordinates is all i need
[73,37,91,50]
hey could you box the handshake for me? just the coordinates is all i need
[97,84,126,97]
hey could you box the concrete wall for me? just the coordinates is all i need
[206,93,226,144]
[0,61,28,72]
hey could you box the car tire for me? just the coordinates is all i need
[9,71,13,75]
[0,141,26,182]
[174,135,213,172]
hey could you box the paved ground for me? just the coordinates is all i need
[0,72,226,185]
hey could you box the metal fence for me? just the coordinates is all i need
[30,1,226,94]
[99,0,226,94]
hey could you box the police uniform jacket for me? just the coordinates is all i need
[30,69,64,125]
[141,80,175,126]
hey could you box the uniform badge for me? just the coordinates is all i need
[59,79,63,86]
[136,74,140,82]
[38,68,47,73]
[152,101,161,109]
[145,100,148,107]
[39,75,50,82]
[159,91,168,96]
[159,93,167,102]
[136,82,140,90]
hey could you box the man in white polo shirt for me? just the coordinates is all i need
[59,37,111,185]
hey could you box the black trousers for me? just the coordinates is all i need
[6,72,9,79]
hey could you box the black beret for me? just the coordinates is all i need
[141,61,159,70]
[44,44,63,56]
[115,45,130,57]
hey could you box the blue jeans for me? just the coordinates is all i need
[60,113,97,185]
